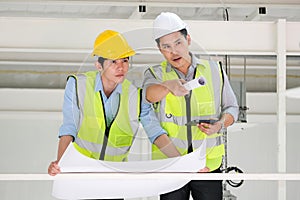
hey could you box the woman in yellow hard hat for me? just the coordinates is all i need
[48,30,180,199]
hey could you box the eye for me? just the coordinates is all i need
[112,60,117,64]
[161,45,170,50]
[122,58,129,63]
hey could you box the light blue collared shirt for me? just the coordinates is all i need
[59,72,166,143]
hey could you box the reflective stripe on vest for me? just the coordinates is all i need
[150,59,224,165]
[70,71,141,161]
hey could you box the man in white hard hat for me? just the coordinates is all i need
[48,30,180,199]
[143,12,239,200]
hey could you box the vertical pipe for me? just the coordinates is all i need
[243,56,246,93]
[276,19,286,200]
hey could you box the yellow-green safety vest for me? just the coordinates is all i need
[70,71,141,162]
[150,60,225,171]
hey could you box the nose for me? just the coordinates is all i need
[115,59,127,70]
[169,46,178,55]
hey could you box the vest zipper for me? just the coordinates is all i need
[186,68,198,153]
[185,92,193,153]
[99,91,120,160]
[173,68,194,154]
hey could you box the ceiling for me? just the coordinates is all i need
[0,0,300,92]
[1,0,300,21]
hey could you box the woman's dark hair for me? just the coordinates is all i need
[155,28,188,45]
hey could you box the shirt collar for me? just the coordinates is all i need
[94,72,122,94]
[191,53,206,68]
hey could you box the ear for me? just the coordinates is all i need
[95,61,102,71]
[187,34,191,45]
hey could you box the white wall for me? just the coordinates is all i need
[0,89,299,200]
[227,115,300,200]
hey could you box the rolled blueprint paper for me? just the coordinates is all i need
[183,76,206,91]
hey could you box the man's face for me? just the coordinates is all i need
[101,57,129,85]
[158,31,191,70]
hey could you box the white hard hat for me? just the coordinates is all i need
[153,12,188,40]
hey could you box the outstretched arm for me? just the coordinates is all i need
[153,134,181,158]
[140,88,181,158]
[143,68,188,103]
[48,135,73,176]
[146,79,188,103]
[48,77,79,176]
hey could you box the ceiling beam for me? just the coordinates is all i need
[0,1,299,9]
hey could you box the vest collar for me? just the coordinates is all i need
[192,53,207,68]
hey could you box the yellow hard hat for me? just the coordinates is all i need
[92,30,135,59]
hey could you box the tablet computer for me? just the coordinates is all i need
[185,119,218,126]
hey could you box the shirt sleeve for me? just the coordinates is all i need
[139,89,167,143]
[58,77,80,140]
[221,69,239,122]
[142,68,163,104]
[142,68,162,88]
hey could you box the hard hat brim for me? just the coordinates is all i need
[91,49,135,59]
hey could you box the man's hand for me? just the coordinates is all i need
[162,79,189,96]
[197,121,222,135]
[48,160,61,176]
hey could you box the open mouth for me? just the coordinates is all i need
[172,57,182,62]
[116,74,124,78]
